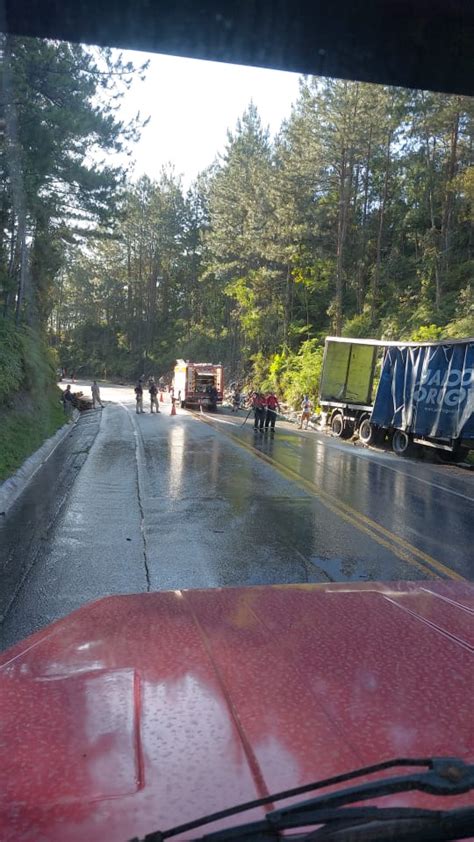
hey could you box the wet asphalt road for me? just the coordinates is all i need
[1,382,473,650]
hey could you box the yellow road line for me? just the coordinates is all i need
[191,411,465,582]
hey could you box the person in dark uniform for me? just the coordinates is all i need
[149,378,160,413]
[62,384,75,417]
[134,381,144,414]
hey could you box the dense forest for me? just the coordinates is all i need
[0,36,146,475]
[1,36,474,432]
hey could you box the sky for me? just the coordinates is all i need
[117,51,302,188]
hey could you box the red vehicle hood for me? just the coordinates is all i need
[1,581,473,841]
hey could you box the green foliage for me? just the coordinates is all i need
[0,320,57,406]
[1,36,147,325]
[10,54,469,407]
[249,351,273,391]
[21,328,57,393]
[269,351,287,383]
[177,325,228,368]
[0,320,65,481]
[342,311,375,338]
[0,386,64,481]
[410,324,443,342]
[441,287,474,337]
[443,316,474,339]
[279,340,324,408]
[0,320,24,405]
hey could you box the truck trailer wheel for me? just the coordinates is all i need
[359,418,377,446]
[392,430,412,456]
[330,413,352,439]
[330,413,344,437]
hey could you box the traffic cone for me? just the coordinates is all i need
[171,398,176,416]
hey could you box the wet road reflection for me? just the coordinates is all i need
[1,383,472,649]
[208,413,473,580]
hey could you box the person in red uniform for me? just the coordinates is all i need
[252,392,266,431]
[265,391,280,431]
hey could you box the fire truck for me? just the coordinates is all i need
[173,359,224,409]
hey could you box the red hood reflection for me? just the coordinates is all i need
[0,581,473,841]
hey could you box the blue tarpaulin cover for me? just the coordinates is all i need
[371,343,474,440]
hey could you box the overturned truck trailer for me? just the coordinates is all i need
[319,336,474,460]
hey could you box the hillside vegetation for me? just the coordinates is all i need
[54,87,473,395]
[0,37,146,478]
[0,321,64,480]
[1,37,473,480]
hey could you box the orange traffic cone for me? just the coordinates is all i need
[159,391,163,402]
[171,398,176,416]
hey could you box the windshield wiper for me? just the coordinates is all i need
[132,757,474,842]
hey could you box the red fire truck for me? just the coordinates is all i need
[173,359,224,409]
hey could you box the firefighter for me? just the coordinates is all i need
[252,391,266,431]
[265,391,280,431]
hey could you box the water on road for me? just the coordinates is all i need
[1,380,473,649]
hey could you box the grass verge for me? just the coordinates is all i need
[0,387,65,482]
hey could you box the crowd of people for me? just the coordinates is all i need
[61,375,315,431]
[61,375,171,417]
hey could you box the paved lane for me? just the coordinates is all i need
[198,409,474,580]
[1,381,472,650]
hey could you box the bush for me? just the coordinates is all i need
[0,386,64,481]
[279,340,324,409]
[410,324,443,342]
[0,321,58,406]
[21,327,57,393]
[0,320,24,405]
[0,319,64,480]
[442,287,474,338]
[342,311,374,338]
[177,326,229,367]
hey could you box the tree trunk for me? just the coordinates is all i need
[335,149,348,335]
[356,124,373,312]
[372,128,392,322]
[127,241,133,320]
[439,110,460,298]
[423,123,441,311]
[334,84,359,334]
[3,36,30,325]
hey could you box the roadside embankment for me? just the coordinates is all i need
[0,320,66,486]
[0,388,67,482]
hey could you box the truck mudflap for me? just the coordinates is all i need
[371,343,474,441]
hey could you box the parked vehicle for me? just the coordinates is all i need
[173,359,224,409]
[319,336,474,459]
